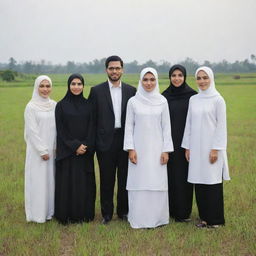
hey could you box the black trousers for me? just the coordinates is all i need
[96,129,128,220]
[195,183,225,225]
[167,149,193,220]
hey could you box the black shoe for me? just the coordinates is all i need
[118,215,128,221]
[102,217,111,225]
[175,218,192,223]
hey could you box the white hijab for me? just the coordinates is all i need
[195,66,220,98]
[29,75,56,111]
[135,67,166,106]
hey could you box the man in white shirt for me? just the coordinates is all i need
[88,56,136,224]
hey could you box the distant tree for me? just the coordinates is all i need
[66,61,76,73]
[202,60,212,67]
[8,57,17,70]
[88,58,106,73]
[1,55,256,74]
[180,58,199,74]
[141,60,158,70]
[250,54,256,63]
[22,61,34,73]
[126,60,140,73]
[158,60,171,73]
[0,70,16,81]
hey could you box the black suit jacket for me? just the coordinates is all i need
[88,81,136,152]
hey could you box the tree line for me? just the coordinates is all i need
[1,55,256,75]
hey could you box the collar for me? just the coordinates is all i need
[108,79,122,89]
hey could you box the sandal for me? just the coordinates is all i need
[207,225,220,229]
[196,221,207,228]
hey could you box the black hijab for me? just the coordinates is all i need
[55,74,95,161]
[162,65,197,150]
[162,65,196,100]
[62,73,85,103]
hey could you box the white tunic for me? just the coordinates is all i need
[124,97,174,190]
[181,95,230,184]
[24,103,56,223]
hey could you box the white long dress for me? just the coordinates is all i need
[181,91,230,184]
[24,103,56,222]
[24,75,56,223]
[124,95,173,228]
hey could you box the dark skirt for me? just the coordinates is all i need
[195,183,225,225]
[167,149,193,220]
[54,154,96,224]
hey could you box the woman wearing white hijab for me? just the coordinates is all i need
[124,67,173,228]
[24,75,56,223]
[182,66,230,228]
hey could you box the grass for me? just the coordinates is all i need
[0,74,256,255]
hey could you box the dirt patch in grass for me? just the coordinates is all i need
[59,228,75,256]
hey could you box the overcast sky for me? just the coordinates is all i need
[1,0,255,64]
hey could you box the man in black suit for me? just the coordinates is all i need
[88,56,136,224]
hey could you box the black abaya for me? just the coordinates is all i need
[55,74,96,224]
[162,65,197,221]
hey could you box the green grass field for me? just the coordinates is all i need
[0,73,256,256]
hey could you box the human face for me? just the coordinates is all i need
[106,61,123,82]
[70,78,83,95]
[170,69,184,87]
[196,70,211,91]
[38,80,52,98]
[142,72,156,92]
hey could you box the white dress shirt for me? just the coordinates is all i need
[108,79,122,128]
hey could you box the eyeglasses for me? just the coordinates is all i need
[107,67,122,71]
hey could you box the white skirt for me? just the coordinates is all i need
[128,190,169,229]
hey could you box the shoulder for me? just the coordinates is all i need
[128,96,136,103]
[50,99,57,108]
[186,84,197,95]
[162,97,168,105]
[187,94,199,108]
[189,94,198,102]
[55,100,64,111]
[25,102,33,110]
[216,95,225,103]
[162,87,170,97]
[122,82,136,92]
[25,102,34,114]
[127,96,136,105]
[214,95,226,107]
[92,81,108,90]
[89,82,108,97]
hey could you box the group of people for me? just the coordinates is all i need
[24,55,230,229]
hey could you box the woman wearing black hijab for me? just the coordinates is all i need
[162,65,197,222]
[55,74,96,224]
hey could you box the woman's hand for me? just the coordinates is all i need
[160,152,169,165]
[41,154,49,161]
[209,149,218,164]
[76,144,87,155]
[129,150,137,164]
[185,149,190,162]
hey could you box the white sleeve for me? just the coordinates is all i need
[123,99,135,151]
[24,105,48,156]
[212,97,227,150]
[161,102,174,152]
[181,100,192,149]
